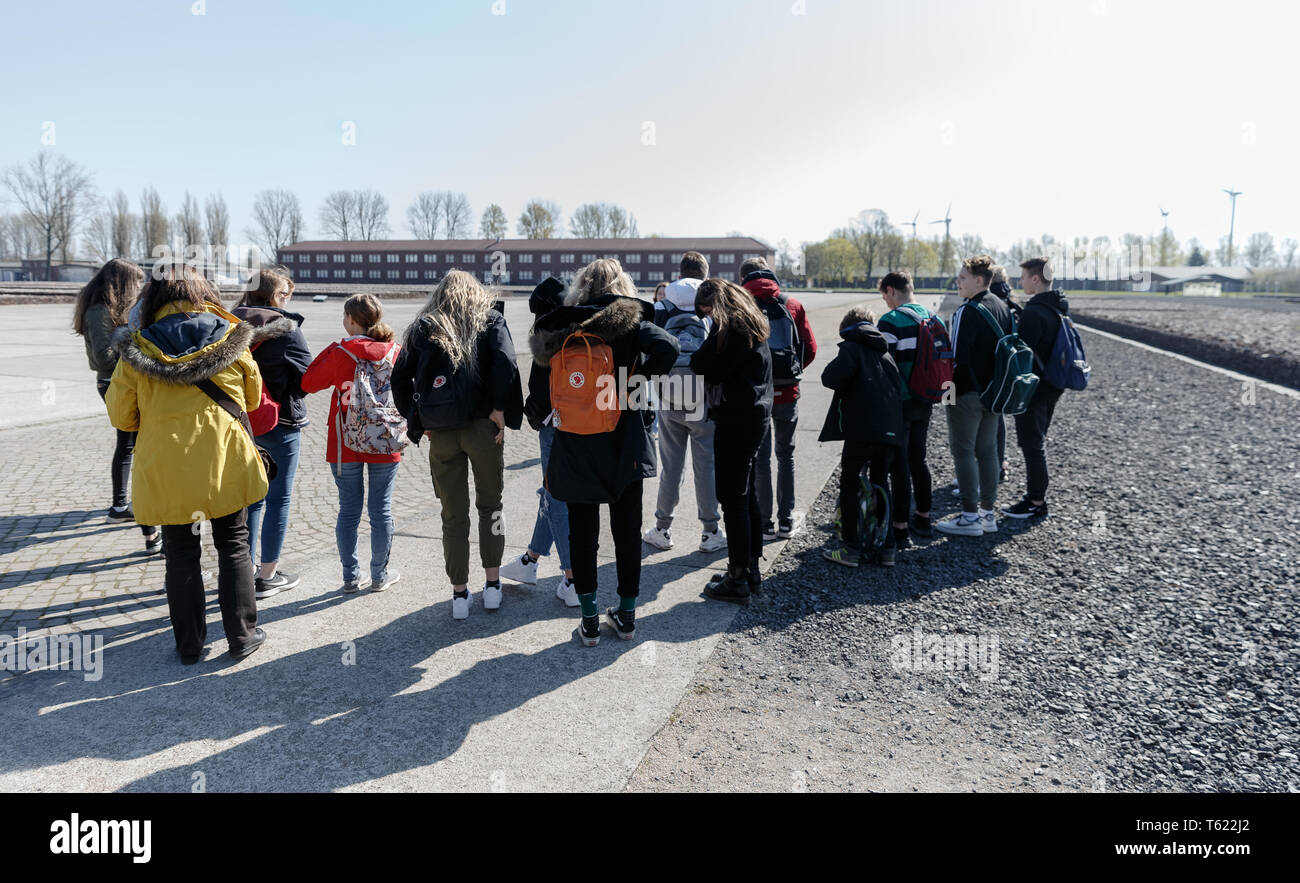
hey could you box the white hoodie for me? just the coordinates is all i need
[655,276,703,319]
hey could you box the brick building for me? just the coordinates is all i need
[276,237,774,287]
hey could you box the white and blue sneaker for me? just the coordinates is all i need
[935,512,984,537]
[978,510,998,534]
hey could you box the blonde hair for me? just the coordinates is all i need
[409,269,494,369]
[695,278,769,349]
[344,293,395,342]
[565,258,638,305]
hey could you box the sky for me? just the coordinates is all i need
[1,0,1296,256]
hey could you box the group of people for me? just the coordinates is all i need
[72,248,1075,661]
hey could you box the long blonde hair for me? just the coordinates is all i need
[695,278,769,348]
[410,269,494,368]
[565,258,638,305]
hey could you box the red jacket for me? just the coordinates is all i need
[302,336,403,464]
[742,273,817,405]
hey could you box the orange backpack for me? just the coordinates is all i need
[549,330,620,435]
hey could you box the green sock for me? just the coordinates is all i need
[618,595,636,613]
[578,592,598,617]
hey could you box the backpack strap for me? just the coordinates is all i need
[194,378,255,441]
[969,300,1011,339]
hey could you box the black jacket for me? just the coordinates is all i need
[231,305,312,428]
[990,281,1024,321]
[689,326,773,424]
[391,309,524,444]
[950,290,1013,396]
[524,277,567,430]
[818,322,903,446]
[530,294,679,504]
[1018,290,1069,378]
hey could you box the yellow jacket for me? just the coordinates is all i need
[106,300,268,526]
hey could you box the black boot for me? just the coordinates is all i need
[746,558,762,595]
[703,566,751,606]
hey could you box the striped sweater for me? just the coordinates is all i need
[878,302,940,402]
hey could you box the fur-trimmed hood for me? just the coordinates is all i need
[232,305,303,346]
[529,294,649,363]
[114,301,254,386]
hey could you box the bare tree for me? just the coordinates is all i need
[175,192,204,250]
[844,209,895,278]
[109,190,135,258]
[518,200,561,239]
[1281,238,1298,270]
[480,204,507,238]
[607,205,638,238]
[406,191,443,239]
[441,192,472,238]
[84,210,113,262]
[569,203,610,238]
[138,187,170,258]
[319,190,358,240]
[204,193,229,256]
[246,188,304,262]
[2,153,95,274]
[1244,232,1277,268]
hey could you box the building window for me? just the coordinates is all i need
[649,254,664,264]
[581,253,596,263]
[424,270,437,280]
[386,254,399,263]
[283,254,294,263]
[369,270,381,279]
[368,254,380,263]
[350,270,363,279]
[718,253,735,263]
[317,269,330,278]
[561,254,575,263]
[317,254,328,263]
[518,270,534,281]
[406,270,418,279]
[629,271,641,282]
[743,253,763,262]
[387,270,399,279]
[349,253,362,262]
[625,254,641,264]
[423,254,436,262]
[718,271,735,281]
[333,254,346,263]
[540,254,552,263]
[445,254,456,263]
[461,253,477,263]
[518,254,533,263]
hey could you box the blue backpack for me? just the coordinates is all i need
[1033,304,1090,391]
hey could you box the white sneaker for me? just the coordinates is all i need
[371,571,400,592]
[979,510,998,533]
[698,528,727,553]
[951,485,961,497]
[452,593,470,620]
[777,511,806,538]
[642,526,673,550]
[555,576,579,607]
[483,582,503,610]
[500,552,538,585]
[935,512,984,537]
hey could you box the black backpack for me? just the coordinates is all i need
[411,339,474,430]
[758,294,802,387]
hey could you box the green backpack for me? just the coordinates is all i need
[970,302,1039,416]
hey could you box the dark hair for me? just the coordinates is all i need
[878,270,913,294]
[1018,257,1053,283]
[136,262,223,328]
[739,256,768,278]
[72,259,144,335]
[237,265,294,308]
[962,254,994,284]
[680,251,709,279]
[840,305,875,330]
[345,293,395,342]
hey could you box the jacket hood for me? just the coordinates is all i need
[663,277,703,312]
[530,294,649,362]
[231,305,301,345]
[529,277,566,316]
[340,334,399,361]
[839,321,889,352]
[742,270,781,302]
[115,300,253,386]
[1028,290,1068,315]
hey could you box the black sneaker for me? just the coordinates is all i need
[144,531,163,554]
[746,560,762,596]
[605,607,636,641]
[893,527,911,549]
[1002,498,1048,519]
[255,571,300,599]
[106,506,134,521]
[229,627,267,661]
[877,543,897,567]
[761,521,778,541]
[703,569,751,606]
[576,614,601,647]
[909,514,933,537]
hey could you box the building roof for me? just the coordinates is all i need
[280,236,773,253]
[1147,265,1253,282]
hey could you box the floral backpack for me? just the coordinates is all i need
[336,346,408,463]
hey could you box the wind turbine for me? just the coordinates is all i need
[930,202,953,276]
[1159,207,1170,265]
[904,211,920,276]
[1223,188,1242,265]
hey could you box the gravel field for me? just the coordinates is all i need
[629,327,1300,793]
[1069,295,1300,388]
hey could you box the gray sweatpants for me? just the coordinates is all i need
[947,391,1001,513]
[654,407,721,532]
[757,399,798,524]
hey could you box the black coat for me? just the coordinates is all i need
[818,322,904,446]
[1018,290,1069,376]
[232,305,312,428]
[530,294,679,504]
[950,290,1013,396]
[391,309,524,444]
[524,276,568,430]
[688,326,773,424]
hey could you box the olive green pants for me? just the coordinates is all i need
[426,418,505,586]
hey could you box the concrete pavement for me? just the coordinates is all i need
[0,290,941,792]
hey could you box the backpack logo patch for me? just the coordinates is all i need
[568,371,585,389]
[432,375,447,389]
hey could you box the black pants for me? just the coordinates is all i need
[1013,383,1064,501]
[568,479,643,600]
[98,382,154,537]
[160,508,258,657]
[889,400,933,522]
[841,440,896,550]
[714,417,766,570]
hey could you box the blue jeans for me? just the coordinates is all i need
[247,425,301,566]
[332,461,400,584]
[527,425,571,571]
